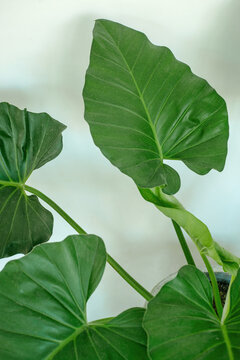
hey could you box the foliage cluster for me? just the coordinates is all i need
[0,19,239,359]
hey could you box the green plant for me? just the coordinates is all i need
[0,19,239,359]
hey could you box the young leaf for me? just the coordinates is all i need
[138,187,240,275]
[144,265,240,360]
[0,102,66,257]
[0,234,148,359]
[83,19,228,195]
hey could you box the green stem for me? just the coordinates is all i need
[171,220,196,266]
[24,184,153,302]
[24,185,86,235]
[154,187,195,265]
[107,254,153,301]
[201,253,223,318]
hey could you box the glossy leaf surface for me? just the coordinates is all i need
[83,19,228,194]
[144,266,240,360]
[0,234,148,359]
[0,102,66,257]
[138,187,240,275]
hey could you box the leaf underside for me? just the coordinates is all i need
[83,19,229,195]
[0,234,148,359]
[0,102,66,183]
[144,266,240,360]
[0,102,66,258]
[0,186,53,257]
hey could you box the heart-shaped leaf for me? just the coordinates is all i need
[0,102,66,257]
[144,265,240,359]
[83,19,228,195]
[0,234,148,359]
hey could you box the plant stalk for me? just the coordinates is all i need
[24,184,153,302]
[171,220,196,266]
[154,187,195,266]
[107,254,153,301]
[25,185,86,235]
[201,253,223,318]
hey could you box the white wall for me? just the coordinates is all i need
[0,0,239,321]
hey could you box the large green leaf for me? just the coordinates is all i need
[138,187,240,275]
[0,102,66,257]
[83,19,228,195]
[0,234,148,359]
[144,265,240,359]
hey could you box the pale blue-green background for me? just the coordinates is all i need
[0,0,239,321]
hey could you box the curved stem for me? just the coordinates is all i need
[154,187,195,265]
[24,184,153,302]
[171,220,196,266]
[201,253,223,318]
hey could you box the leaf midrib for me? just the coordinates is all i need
[47,318,146,360]
[99,21,164,163]
[47,325,87,360]
[150,321,234,360]
[150,292,235,360]
[221,324,234,360]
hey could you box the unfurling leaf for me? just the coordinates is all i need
[138,186,240,275]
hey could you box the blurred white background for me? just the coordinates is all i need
[0,0,239,321]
